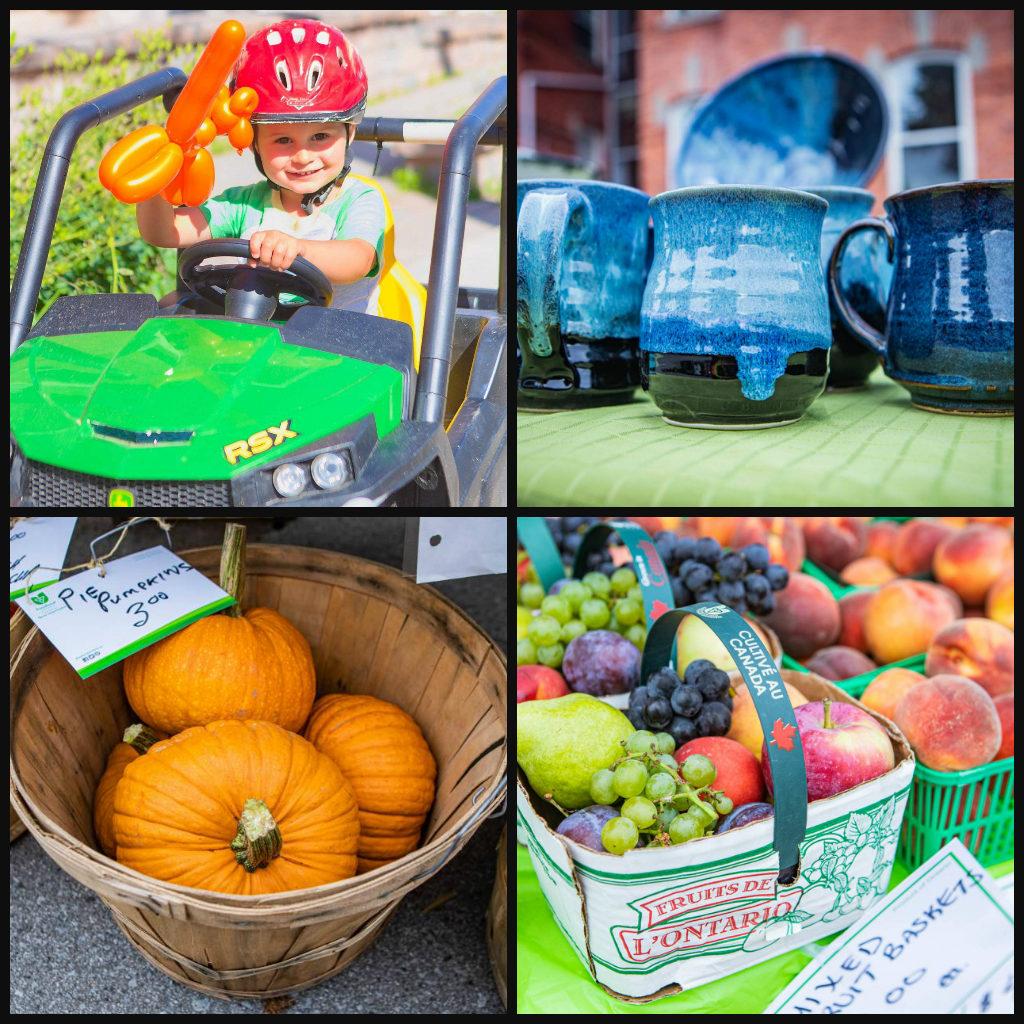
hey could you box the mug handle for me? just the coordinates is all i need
[827,216,895,360]
[516,188,590,358]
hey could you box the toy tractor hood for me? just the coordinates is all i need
[10,315,403,480]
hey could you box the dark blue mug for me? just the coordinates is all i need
[806,187,893,389]
[517,179,650,410]
[829,180,1014,415]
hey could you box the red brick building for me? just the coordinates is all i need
[518,10,1013,206]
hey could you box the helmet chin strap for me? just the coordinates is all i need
[300,162,351,212]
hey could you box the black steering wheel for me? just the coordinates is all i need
[177,238,333,321]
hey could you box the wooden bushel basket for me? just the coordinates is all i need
[486,826,507,1007]
[10,608,31,842]
[10,545,507,999]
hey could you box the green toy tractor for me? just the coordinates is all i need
[10,69,507,507]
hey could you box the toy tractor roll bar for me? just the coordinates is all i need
[11,70,507,433]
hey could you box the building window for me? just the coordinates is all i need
[570,11,602,67]
[887,51,975,190]
[662,11,722,27]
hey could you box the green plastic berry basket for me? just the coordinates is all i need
[783,653,928,700]
[899,756,1015,869]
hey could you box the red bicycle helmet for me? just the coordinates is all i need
[233,20,368,208]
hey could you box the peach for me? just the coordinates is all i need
[805,646,877,681]
[927,581,964,618]
[863,579,957,664]
[993,694,1013,759]
[866,520,900,566]
[894,673,1001,771]
[860,667,927,722]
[890,519,955,576]
[840,556,898,586]
[838,590,875,653]
[933,524,1014,606]
[689,517,740,545]
[629,516,684,535]
[924,618,1014,698]
[731,516,806,573]
[761,571,840,659]
[802,517,869,573]
[727,679,809,761]
[984,569,1013,631]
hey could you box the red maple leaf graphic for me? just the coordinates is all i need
[769,719,797,752]
[650,599,670,620]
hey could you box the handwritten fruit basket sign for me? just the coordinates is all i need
[517,603,914,1001]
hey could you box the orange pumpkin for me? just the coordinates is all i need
[113,720,360,895]
[122,521,315,734]
[305,694,437,873]
[93,724,164,858]
[122,607,315,733]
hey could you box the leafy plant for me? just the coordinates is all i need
[10,27,201,322]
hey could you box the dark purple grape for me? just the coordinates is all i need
[730,597,748,614]
[675,537,698,562]
[644,697,673,729]
[628,684,650,710]
[563,532,583,556]
[648,667,681,699]
[548,577,572,595]
[683,658,717,687]
[668,715,699,747]
[717,552,746,581]
[562,630,640,696]
[626,706,647,730]
[715,802,774,834]
[696,701,731,736]
[695,667,730,702]
[694,588,718,604]
[670,683,703,718]
[671,577,691,607]
[563,516,589,532]
[720,692,733,711]
[741,544,770,571]
[744,574,771,600]
[684,564,714,592]
[716,580,745,605]
[765,563,789,591]
[695,537,722,565]
[557,805,620,850]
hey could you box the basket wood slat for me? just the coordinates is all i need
[10,545,507,999]
[486,826,507,1008]
[10,609,32,841]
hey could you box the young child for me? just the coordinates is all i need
[137,19,385,313]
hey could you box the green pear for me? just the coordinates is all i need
[517,693,635,809]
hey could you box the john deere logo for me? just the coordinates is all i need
[223,419,299,465]
[108,489,135,507]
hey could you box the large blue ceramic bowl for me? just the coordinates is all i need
[676,51,888,189]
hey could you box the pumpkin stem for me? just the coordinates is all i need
[220,522,247,618]
[231,798,282,872]
[122,723,160,754]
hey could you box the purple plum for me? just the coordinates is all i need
[562,629,640,696]
[715,802,774,834]
[556,804,619,851]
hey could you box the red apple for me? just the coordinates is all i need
[761,698,895,801]
[516,664,570,703]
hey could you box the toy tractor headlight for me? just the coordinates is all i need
[272,463,307,498]
[310,452,351,491]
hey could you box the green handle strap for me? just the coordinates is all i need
[516,517,567,593]
[643,602,807,883]
[572,520,675,633]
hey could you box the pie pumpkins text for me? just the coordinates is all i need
[305,694,437,872]
[112,720,360,894]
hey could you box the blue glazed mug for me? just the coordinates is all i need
[829,180,1014,415]
[517,179,650,410]
[640,185,832,428]
[806,187,893,389]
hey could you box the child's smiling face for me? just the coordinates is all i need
[256,122,354,193]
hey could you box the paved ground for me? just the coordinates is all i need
[11,515,508,1014]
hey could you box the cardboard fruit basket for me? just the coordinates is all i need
[517,603,914,1002]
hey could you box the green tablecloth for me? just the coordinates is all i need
[517,372,1014,507]
[516,845,1013,1013]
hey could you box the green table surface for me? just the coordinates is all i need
[516,845,1013,1013]
[517,371,1014,507]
